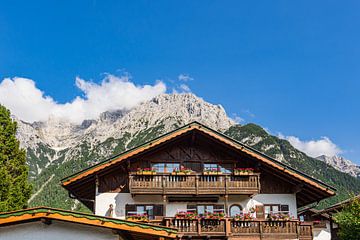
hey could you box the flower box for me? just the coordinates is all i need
[202,212,225,220]
[233,213,254,221]
[126,214,148,222]
[135,168,156,175]
[234,168,255,175]
[172,168,193,175]
[175,211,198,220]
[267,212,291,221]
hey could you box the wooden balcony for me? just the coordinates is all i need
[129,174,260,195]
[163,218,312,239]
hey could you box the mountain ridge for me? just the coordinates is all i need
[11,93,360,211]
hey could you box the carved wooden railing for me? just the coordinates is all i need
[163,218,312,239]
[129,173,260,195]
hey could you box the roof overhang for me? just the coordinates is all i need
[0,207,177,239]
[61,122,336,208]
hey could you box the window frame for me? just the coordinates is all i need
[151,162,181,173]
[229,204,243,217]
[125,204,163,220]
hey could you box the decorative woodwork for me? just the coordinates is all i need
[129,173,260,195]
[163,218,313,239]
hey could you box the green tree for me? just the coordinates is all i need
[0,105,32,211]
[333,196,360,240]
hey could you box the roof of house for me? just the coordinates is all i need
[318,194,360,215]
[0,207,177,239]
[61,121,336,208]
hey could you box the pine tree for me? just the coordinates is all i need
[0,105,32,212]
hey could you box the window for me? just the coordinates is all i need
[203,163,232,174]
[151,163,180,173]
[125,204,163,220]
[187,204,224,216]
[229,204,243,217]
[264,204,289,218]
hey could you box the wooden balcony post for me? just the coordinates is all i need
[259,221,263,240]
[225,218,231,237]
[257,173,261,192]
[296,222,300,240]
[197,218,201,235]
[225,175,229,195]
[195,175,199,195]
[224,195,229,216]
[162,175,165,195]
[128,175,133,193]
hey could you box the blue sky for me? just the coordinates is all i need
[0,1,359,163]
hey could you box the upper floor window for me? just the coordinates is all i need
[151,163,180,173]
[187,204,224,216]
[203,163,232,174]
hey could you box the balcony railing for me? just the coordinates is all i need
[163,218,312,239]
[129,173,260,195]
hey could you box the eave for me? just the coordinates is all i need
[0,207,177,239]
[61,122,336,207]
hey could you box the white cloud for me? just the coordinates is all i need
[231,113,244,124]
[0,75,166,123]
[179,84,191,93]
[279,134,342,157]
[178,74,193,82]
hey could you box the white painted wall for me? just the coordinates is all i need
[313,222,331,240]
[95,193,298,219]
[0,221,118,240]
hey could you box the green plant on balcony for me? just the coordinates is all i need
[126,213,149,222]
[234,168,255,175]
[136,167,156,175]
[203,168,223,175]
[202,212,225,220]
[267,212,291,221]
[233,212,254,221]
[175,211,198,220]
[172,167,193,175]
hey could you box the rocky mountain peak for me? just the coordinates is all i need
[317,155,360,178]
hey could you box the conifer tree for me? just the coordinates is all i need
[0,105,32,211]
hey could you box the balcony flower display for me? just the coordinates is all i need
[203,168,223,175]
[126,213,148,222]
[267,212,291,221]
[172,167,193,175]
[233,212,254,221]
[175,211,198,220]
[234,168,255,175]
[136,167,156,175]
[202,212,225,220]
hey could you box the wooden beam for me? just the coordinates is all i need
[41,218,52,225]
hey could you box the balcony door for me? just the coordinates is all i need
[229,204,242,217]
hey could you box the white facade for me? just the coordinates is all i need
[0,221,118,240]
[313,222,331,240]
[95,192,297,219]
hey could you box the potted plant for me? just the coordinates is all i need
[126,213,148,222]
[136,167,156,175]
[203,168,222,175]
[234,168,255,175]
[267,212,291,221]
[172,167,193,175]
[175,211,198,220]
[233,212,253,221]
[203,212,225,220]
